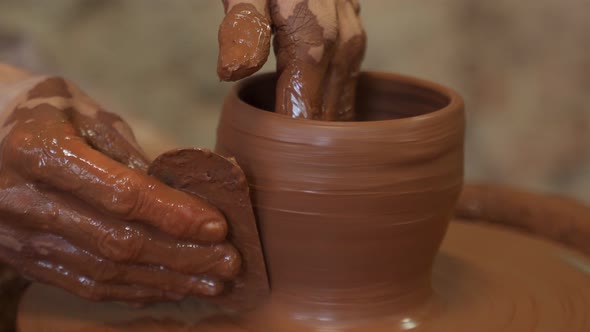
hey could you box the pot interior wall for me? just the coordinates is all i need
[238,73,451,121]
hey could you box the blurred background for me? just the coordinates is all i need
[0,0,588,201]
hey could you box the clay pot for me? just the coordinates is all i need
[215,72,465,323]
[17,73,590,332]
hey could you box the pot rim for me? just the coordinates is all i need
[228,71,464,128]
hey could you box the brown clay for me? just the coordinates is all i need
[16,72,590,331]
[217,0,366,120]
[215,71,465,323]
[18,220,590,332]
[0,64,239,303]
[148,148,269,310]
[218,2,272,81]
[22,71,453,329]
[456,183,590,256]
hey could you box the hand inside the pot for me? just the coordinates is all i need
[218,0,366,120]
[0,64,240,303]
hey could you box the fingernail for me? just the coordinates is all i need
[198,217,228,242]
[215,244,242,280]
[192,277,224,296]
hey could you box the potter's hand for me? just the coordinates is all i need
[218,0,366,120]
[0,64,240,303]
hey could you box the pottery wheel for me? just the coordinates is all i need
[17,220,590,332]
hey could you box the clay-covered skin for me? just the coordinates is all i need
[0,64,240,303]
[218,0,366,120]
[19,73,590,331]
[148,148,270,311]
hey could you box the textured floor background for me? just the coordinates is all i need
[0,2,588,329]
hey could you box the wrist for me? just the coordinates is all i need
[0,64,33,85]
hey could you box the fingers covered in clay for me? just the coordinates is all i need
[0,70,241,302]
[0,250,184,303]
[271,0,366,120]
[271,0,338,119]
[217,0,366,119]
[5,104,227,242]
[322,0,366,120]
[66,87,150,171]
[0,225,224,298]
[218,0,272,81]
[0,185,240,283]
[0,224,184,302]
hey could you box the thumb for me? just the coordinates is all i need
[217,0,272,81]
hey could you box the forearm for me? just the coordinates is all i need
[0,64,40,119]
[0,63,31,82]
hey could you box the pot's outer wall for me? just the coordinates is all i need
[216,72,465,316]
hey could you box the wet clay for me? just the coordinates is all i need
[215,71,465,323]
[0,66,237,303]
[16,72,590,331]
[218,2,272,81]
[456,184,590,256]
[148,148,269,310]
[18,220,590,331]
[218,0,366,120]
[19,71,462,330]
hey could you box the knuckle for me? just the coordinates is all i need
[97,226,144,263]
[107,172,143,217]
[4,126,77,186]
[92,260,120,282]
[38,205,59,225]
